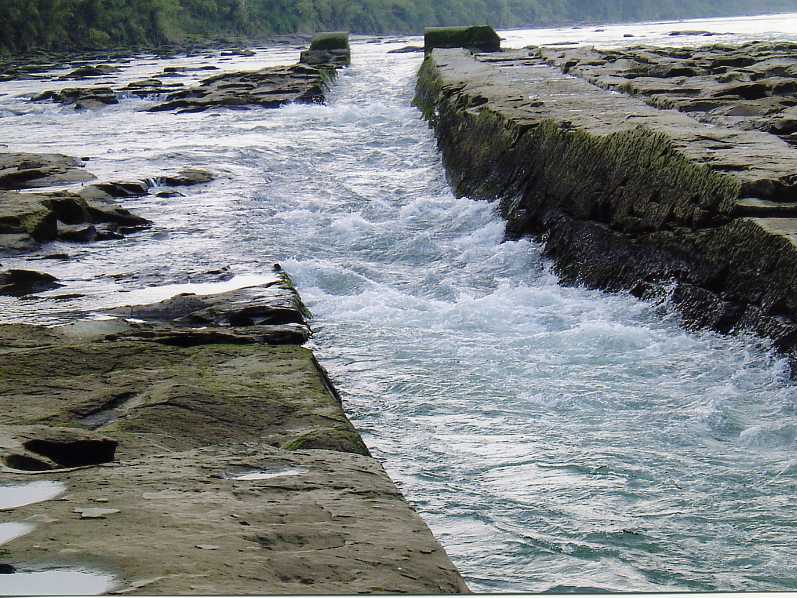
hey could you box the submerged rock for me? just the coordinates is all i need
[388,45,425,54]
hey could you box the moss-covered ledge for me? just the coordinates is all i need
[415,48,797,370]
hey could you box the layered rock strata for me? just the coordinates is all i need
[539,42,797,145]
[415,48,797,369]
[149,33,349,114]
[0,272,469,594]
[0,152,213,253]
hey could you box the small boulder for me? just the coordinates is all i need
[156,168,214,187]
[59,64,119,80]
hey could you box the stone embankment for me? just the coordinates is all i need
[414,43,797,369]
[0,34,468,594]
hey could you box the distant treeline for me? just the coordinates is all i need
[3,0,797,54]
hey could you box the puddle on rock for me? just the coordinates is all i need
[109,273,279,306]
[228,467,306,481]
[0,523,35,546]
[0,481,65,511]
[0,568,116,595]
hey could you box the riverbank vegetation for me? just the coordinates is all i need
[3,0,797,54]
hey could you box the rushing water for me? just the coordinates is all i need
[1,13,797,593]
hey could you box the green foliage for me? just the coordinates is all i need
[2,0,797,54]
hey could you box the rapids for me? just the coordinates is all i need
[1,13,796,592]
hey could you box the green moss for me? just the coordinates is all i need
[277,271,313,319]
[283,428,370,456]
[413,57,444,122]
[309,32,349,52]
[19,208,57,241]
[415,55,740,233]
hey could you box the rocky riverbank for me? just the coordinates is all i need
[414,44,797,371]
[0,270,467,593]
[0,35,468,594]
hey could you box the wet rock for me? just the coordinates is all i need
[0,564,15,574]
[113,324,310,347]
[120,78,184,98]
[424,26,501,55]
[57,223,98,242]
[155,168,214,187]
[105,279,308,329]
[300,32,351,67]
[92,180,150,198]
[1,425,118,470]
[0,269,61,296]
[33,87,119,110]
[148,63,336,114]
[387,45,425,54]
[416,47,797,369]
[221,48,256,57]
[59,64,120,80]
[0,152,94,190]
[21,428,118,468]
[669,30,720,36]
[0,185,152,251]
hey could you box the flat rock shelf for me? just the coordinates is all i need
[0,275,468,594]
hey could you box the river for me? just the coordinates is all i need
[1,12,796,593]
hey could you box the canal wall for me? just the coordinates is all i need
[414,47,797,369]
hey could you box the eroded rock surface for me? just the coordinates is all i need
[0,270,468,593]
[0,187,152,251]
[415,48,797,370]
[148,63,336,113]
[0,154,214,252]
[0,153,94,190]
[540,41,797,145]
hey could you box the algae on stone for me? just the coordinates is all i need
[415,47,797,369]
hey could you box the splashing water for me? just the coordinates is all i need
[0,15,796,593]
